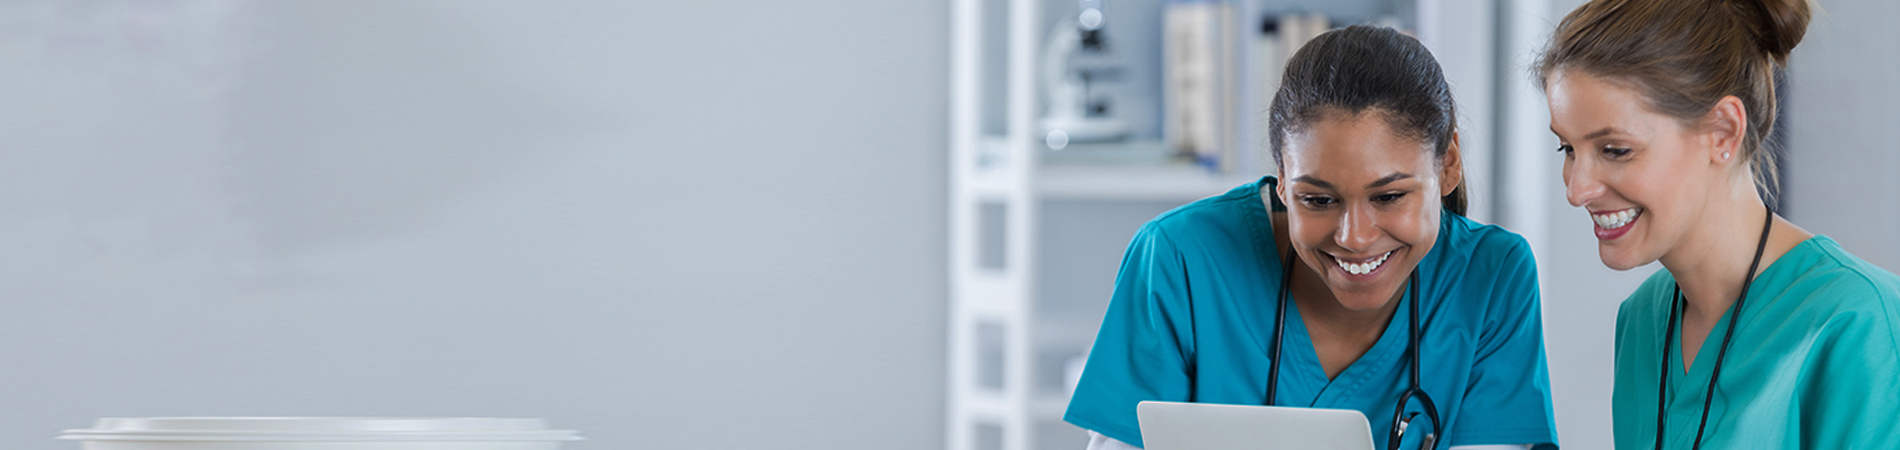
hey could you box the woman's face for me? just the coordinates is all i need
[1546,70,1721,270]
[1277,110,1459,311]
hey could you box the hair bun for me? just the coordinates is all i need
[1743,0,1812,63]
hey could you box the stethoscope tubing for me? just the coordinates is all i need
[1655,206,1775,450]
[1265,249,1441,450]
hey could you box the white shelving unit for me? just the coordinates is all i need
[947,1,1495,450]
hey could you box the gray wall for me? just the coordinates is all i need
[1784,0,1900,273]
[0,2,946,449]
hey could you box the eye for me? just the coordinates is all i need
[1557,144,1574,155]
[1373,192,1406,204]
[1300,196,1336,208]
[1603,146,1633,158]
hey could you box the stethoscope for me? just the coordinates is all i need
[1263,248,1442,450]
[1653,206,1774,450]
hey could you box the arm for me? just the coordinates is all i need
[1086,431,1142,450]
[1446,236,1560,449]
[1063,224,1196,448]
[1800,290,1900,449]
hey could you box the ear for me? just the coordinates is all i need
[1706,96,1748,164]
[1438,132,1464,195]
[1274,164,1288,202]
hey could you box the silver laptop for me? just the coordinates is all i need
[1136,401,1376,450]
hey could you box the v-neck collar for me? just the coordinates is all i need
[1664,303,1727,402]
[1281,280,1413,407]
[1661,236,1822,403]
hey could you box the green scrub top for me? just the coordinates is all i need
[1065,177,1560,450]
[1612,236,1900,449]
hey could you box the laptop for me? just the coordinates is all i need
[1136,401,1376,450]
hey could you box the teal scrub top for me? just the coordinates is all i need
[1064,177,1560,450]
[1612,236,1900,449]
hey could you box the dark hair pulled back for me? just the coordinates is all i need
[1269,24,1467,216]
[1537,0,1813,200]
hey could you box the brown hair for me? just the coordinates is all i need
[1536,0,1812,199]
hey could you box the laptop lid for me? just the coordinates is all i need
[1136,401,1376,450]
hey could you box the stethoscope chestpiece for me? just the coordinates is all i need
[1394,412,1434,450]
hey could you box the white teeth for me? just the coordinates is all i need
[1334,251,1392,275]
[1592,208,1642,229]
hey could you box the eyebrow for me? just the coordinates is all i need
[1290,173,1414,190]
[1582,127,1620,140]
[1290,175,1333,189]
[1368,172,1414,188]
[1552,125,1623,141]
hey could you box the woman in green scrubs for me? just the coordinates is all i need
[1537,0,1900,448]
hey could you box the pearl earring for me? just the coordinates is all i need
[1722,151,1731,160]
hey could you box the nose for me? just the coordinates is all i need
[1335,202,1378,253]
[1563,156,1604,208]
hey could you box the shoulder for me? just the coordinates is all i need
[1425,213,1535,295]
[1617,269,1678,325]
[1424,215,1542,327]
[1774,237,1900,338]
[1138,181,1265,249]
[1439,214,1535,268]
[1784,237,1900,308]
[1770,238,1900,389]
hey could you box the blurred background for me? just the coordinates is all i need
[0,1,1891,450]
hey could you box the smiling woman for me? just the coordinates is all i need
[1063,25,1558,450]
[1538,0,1900,449]
[1277,114,1457,377]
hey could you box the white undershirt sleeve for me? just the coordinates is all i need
[1085,431,1142,450]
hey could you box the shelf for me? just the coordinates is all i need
[1036,139,1258,202]
[1037,163,1254,202]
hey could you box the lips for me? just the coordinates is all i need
[1591,207,1642,240]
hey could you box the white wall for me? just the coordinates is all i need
[0,2,946,449]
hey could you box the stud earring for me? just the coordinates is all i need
[1722,151,1731,160]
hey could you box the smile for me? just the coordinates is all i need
[1333,251,1393,276]
[1592,207,1642,230]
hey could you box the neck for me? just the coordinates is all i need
[1658,182,1773,320]
[1295,273,1405,336]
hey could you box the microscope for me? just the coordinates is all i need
[1040,0,1129,150]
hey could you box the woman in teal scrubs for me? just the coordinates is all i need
[1539,0,1900,448]
[1065,25,1559,450]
